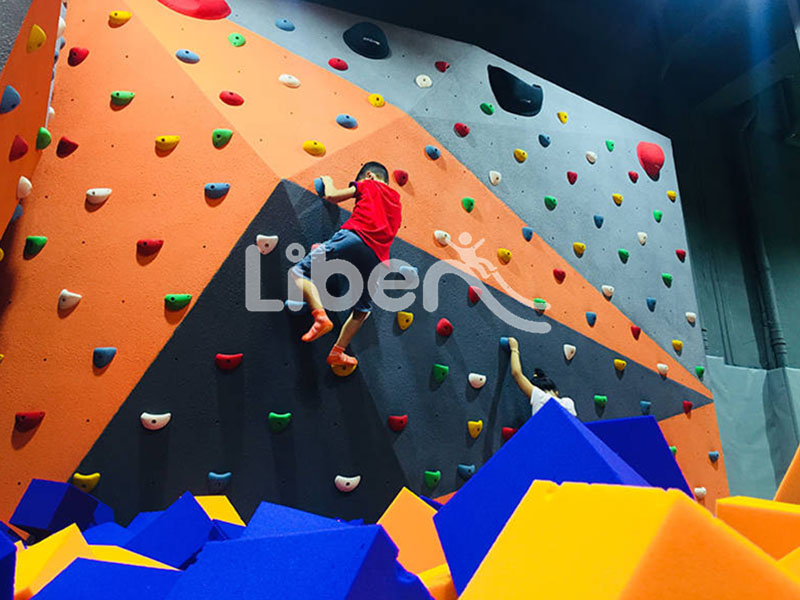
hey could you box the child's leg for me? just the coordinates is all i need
[327,311,369,366]
[290,247,333,343]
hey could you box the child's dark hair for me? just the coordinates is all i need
[355,161,389,183]
[530,368,558,394]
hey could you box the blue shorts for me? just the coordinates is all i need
[291,229,380,313]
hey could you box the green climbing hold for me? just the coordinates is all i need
[164,293,192,310]
[654,209,663,223]
[480,102,495,115]
[544,195,557,211]
[461,197,475,213]
[669,445,677,455]
[605,139,615,152]
[110,90,135,106]
[662,273,673,287]
[212,128,233,149]
[618,248,630,263]
[695,366,705,379]
[36,127,51,150]
[228,32,246,47]
[268,411,292,433]
[432,363,449,383]
[424,470,441,488]
[593,395,608,407]
[24,235,47,257]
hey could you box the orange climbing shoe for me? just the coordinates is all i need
[301,309,333,342]
[327,345,358,367]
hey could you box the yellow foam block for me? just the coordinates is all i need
[419,563,457,600]
[460,481,800,599]
[776,444,800,504]
[778,545,800,581]
[89,545,178,570]
[194,495,246,526]
[377,487,446,574]
[716,496,800,559]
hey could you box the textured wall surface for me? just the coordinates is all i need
[0,0,33,71]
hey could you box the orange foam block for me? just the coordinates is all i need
[194,495,245,526]
[775,443,800,505]
[418,563,458,600]
[778,545,800,581]
[376,487,446,574]
[716,496,800,559]
[460,481,800,599]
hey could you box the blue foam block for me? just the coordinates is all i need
[1,534,15,600]
[208,520,245,542]
[433,399,649,593]
[124,493,212,568]
[0,522,22,545]
[419,496,442,511]
[83,522,132,546]
[125,511,163,535]
[586,415,692,497]
[35,559,181,600]
[240,501,352,540]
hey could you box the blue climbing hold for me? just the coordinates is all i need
[58,36,66,50]
[343,22,389,59]
[521,226,533,241]
[204,183,230,200]
[275,18,295,31]
[208,472,232,493]
[425,145,441,160]
[93,347,117,369]
[11,203,23,223]
[285,299,307,312]
[499,336,510,350]
[457,464,476,480]
[538,134,551,147]
[585,312,597,327]
[176,49,200,64]
[313,177,325,197]
[1,85,21,114]
[398,265,418,279]
[593,214,604,228]
[708,451,720,463]
[646,297,657,311]
[640,400,652,415]
[335,114,358,129]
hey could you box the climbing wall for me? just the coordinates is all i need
[0,0,727,524]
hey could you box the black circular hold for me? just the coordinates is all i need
[343,22,390,59]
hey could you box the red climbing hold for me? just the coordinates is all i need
[155,0,231,19]
[631,325,641,340]
[68,47,89,66]
[56,137,79,158]
[436,318,454,337]
[137,239,164,255]
[683,400,693,415]
[567,171,578,185]
[215,353,243,370]
[553,268,566,283]
[328,57,348,71]
[388,414,408,432]
[9,135,28,161]
[676,249,687,262]
[435,61,450,72]
[393,169,408,186]
[636,141,666,180]
[15,411,45,433]
[468,286,482,304]
[454,122,470,137]
[501,427,518,442]
[219,90,244,106]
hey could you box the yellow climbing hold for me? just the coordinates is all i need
[667,190,677,202]
[155,135,180,152]
[612,193,623,206]
[302,140,326,157]
[513,148,527,163]
[672,339,683,353]
[497,248,512,264]
[614,359,627,372]
[27,24,46,53]
[573,242,586,257]
[468,420,483,439]
[331,362,357,377]
[368,93,385,107]
[108,10,132,26]
[397,311,414,330]
[557,111,568,124]
[72,472,100,493]
[0,247,4,262]
[0,354,4,364]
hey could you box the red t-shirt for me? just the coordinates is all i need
[341,179,402,263]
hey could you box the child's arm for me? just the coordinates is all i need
[321,176,356,204]
[508,337,534,397]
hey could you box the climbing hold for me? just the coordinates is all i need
[58,289,82,310]
[454,122,470,137]
[593,215,604,228]
[110,91,135,107]
[461,197,474,212]
[709,451,719,462]
[9,135,29,161]
[631,325,641,339]
[467,420,483,439]
[488,170,502,186]
[56,137,79,158]
[212,128,233,148]
[557,111,568,124]
[72,473,100,494]
[640,401,652,415]
[176,49,199,63]
[646,297,657,311]
[268,412,292,433]
[332,361,357,378]
[497,248,512,264]
[657,363,669,376]
[93,347,117,369]
[397,311,413,330]
[218,90,245,106]
[685,312,697,325]
[0,249,4,262]
[539,195,556,212]
[480,102,495,115]
[432,364,449,383]
[676,249,687,262]
[228,32,246,47]
[1,85,21,114]
[425,145,441,160]
[27,24,46,52]
[522,226,533,241]
[612,193,623,206]
[683,400,693,414]
[343,22,390,59]
[436,318,454,337]
[468,286,482,304]
[667,190,677,202]
[512,148,528,163]
[618,248,630,263]
[164,293,192,310]
[594,395,608,408]
[334,475,361,493]
[435,60,450,72]
[500,337,510,351]
[208,472,231,493]
[468,373,486,389]
[602,285,615,299]
[15,411,45,432]
[393,170,408,186]
[457,464,476,480]
[275,18,295,31]
[415,74,433,88]
[204,182,230,200]
[85,188,112,205]
[155,135,180,152]
[17,176,32,200]
[573,242,586,257]
[533,298,548,312]
[36,127,51,150]
[538,134,551,147]
[137,239,164,255]
[388,415,408,432]
[605,139,615,152]
[424,470,441,488]
[501,427,518,442]
[215,353,243,370]
[654,209,663,223]
[313,177,325,197]
[637,141,666,179]
[328,57,348,71]
[563,344,576,361]
[302,140,326,157]
[278,74,301,88]
[585,312,597,327]
[433,230,451,246]
[637,232,647,246]
[368,93,385,107]
[140,412,171,431]
[24,236,47,257]
[586,151,597,164]
[68,47,89,66]
[694,487,707,500]
[336,114,358,129]
[487,65,543,117]
[108,11,132,26]
[567,171,578,185]
[256,234,278,255]
[628,170,639,183]
[672,339,683,353]
[662,272,673,287]
[670,445,677,455]
[614,359,626,372]
[695,366,705,379]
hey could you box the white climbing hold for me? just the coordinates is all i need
[140,411,172,431]
[278,74,300,88]
[58,289,82,310]
[17,176,32,199]
[47,106,55,122]
[58,17,66,38]
[334,474,361,493]
[694,487,707,500]
[85,188,112,205]
[415,74,433,88]
[433,230,451,246]
[563,344,576,361]
[488,171,501,186]
[657,363,669,376]
[637,232,647,246]
[686,311,697,324]
[256,234,279,255]
[601,285,614,299]
[468,373,487,389]
[586,151,597,164]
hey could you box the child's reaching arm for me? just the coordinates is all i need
[321,176,356,204]
[508,337,534,397]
